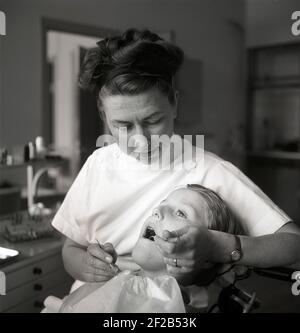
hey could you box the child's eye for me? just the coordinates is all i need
[176,210,187,218]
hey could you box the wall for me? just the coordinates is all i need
[0,0,246,157]
[247,0,300,46]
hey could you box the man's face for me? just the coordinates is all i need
[101,88,177,163]
[132,188,209,273]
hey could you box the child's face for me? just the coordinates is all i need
[132,188,210,274]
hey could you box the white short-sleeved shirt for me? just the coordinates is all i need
[52,141,291,255]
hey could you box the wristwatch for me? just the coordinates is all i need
[230,235,243,263]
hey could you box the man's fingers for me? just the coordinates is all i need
[88,243,113,263]
[84,263,120,282]
[84,272,114,283]
[163,257,194,268]
[162,226,189,240]
[166,264,193,274]
[154,233,190,256]
[92,267,116,278]
[102,243,118,263]
[86,254,108,269]
[85,265,115,278]
[161,230,177,243]
[154,235,176,254]
[87,254,119,273]
[102,243,114,254]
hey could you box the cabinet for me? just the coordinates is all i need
[0,253,72,313]
[247,43,300,222]
[248,43,300,155]
[0,222,73,313]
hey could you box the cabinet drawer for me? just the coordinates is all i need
[0,268,72,312]
[4,281,72,313]
[5,253,64,291]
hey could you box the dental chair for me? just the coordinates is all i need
[209,267,300,313]
[43,266,299,313]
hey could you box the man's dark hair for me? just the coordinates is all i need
[79,28,184,109]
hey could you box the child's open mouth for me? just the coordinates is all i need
[143,226,156,241]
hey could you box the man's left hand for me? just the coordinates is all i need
[154,225,214,275]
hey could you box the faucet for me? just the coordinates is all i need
[26,165,59,217]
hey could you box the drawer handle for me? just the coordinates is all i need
[33,283,43,291]
[33,267,43,275]
[34,300,44,309]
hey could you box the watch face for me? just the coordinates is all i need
[231,249,241,262]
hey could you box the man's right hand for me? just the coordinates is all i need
[82,242,120,282]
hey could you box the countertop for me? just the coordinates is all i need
[0,212,65,274]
